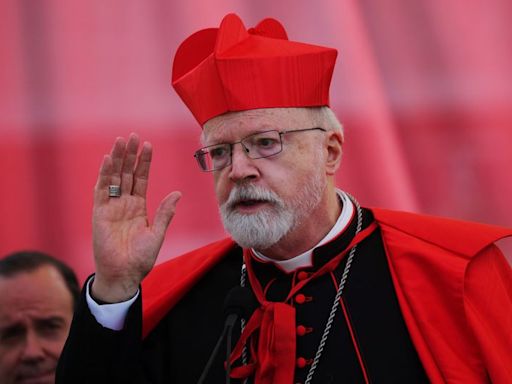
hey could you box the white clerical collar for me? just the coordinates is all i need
[252,189,355,273]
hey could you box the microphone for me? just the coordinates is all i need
[197,286,257,384]
[223,286,257,327]
[223,287,257,384]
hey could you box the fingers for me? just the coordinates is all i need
[94,154,114,205]
[132,142,152,197]
[121,134,140,195]
[94,136,128,206]
[95,133,149,201]
[152,191,182,238]
[109,137,127,187]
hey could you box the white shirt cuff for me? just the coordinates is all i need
[85,276,139,331]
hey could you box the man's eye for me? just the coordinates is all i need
[40,321,61,333]
[210,146,228,159]
[36,318,66,339]
[0,326,25,344]
[255,137,278,148]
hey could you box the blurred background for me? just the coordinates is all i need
[1,0,511,282]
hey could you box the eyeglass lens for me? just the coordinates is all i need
[195,130,283,171]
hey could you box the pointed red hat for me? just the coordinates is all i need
[172,13,338,126]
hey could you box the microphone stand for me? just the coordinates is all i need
[197,314,237,384]
[225,316,236,384]
[197,286,256,384]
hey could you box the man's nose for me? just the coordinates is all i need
[228,143,259,182]
[21,332,46,362]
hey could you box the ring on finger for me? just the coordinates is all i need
[108,185,122,198]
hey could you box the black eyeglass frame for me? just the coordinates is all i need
[193,127,326,172]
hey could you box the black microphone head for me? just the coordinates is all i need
[223,286,257,320]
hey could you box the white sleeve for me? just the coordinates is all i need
[85,276,140,331]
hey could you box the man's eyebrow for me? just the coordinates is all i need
[204,139,230,146]
[204,127,276,146]
[35,316,66,325]
[0,315,65,330]
[0,322,24,336]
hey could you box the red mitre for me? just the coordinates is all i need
[171,13,338,126]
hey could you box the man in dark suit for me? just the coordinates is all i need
[0,251,79,384]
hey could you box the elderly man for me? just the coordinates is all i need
[0,251,79,384]
[57,13,512,384]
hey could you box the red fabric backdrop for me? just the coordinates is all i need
[1,0,511,281]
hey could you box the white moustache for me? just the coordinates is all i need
[225,184,283,211]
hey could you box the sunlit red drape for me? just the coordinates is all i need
[1,0,511,281]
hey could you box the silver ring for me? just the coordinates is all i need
[108,185,121,198]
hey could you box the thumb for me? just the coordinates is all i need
[152,191,182,238]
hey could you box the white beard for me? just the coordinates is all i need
[220,171,326,250]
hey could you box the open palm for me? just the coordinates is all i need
[91,134,181,302]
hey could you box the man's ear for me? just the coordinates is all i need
[325,131,343,175]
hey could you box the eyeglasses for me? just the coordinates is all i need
[194,127,326,172]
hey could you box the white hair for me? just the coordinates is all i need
[200,106,343,145]
[308,106,344,134]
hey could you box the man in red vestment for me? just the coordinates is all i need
[57,13,512,384]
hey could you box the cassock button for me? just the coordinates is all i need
[295,294,307,304]
[296,325,307,336]
[296,357,307,368]
[297,325,313,336]
[297,271,309,281]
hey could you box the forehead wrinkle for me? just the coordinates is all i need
[201,107,313,145]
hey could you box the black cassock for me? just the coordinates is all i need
[57,209,428,383]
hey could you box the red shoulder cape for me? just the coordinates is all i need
[141,209,512,383]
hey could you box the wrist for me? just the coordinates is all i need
[91,274,139,303]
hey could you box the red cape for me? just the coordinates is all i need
[142,209,512,383]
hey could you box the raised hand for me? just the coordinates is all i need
[91,133,181,302]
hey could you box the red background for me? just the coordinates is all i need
[1,1,511,282]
